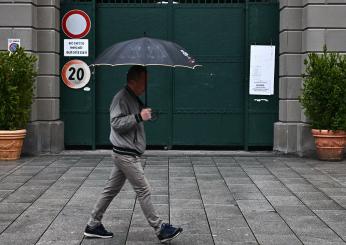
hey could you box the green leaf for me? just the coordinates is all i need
[0,48,37,130]
[300,47,346,131]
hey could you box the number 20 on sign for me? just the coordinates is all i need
[61,60,91,89]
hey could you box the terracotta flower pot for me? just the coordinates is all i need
[0,129,26,160]
[311,129,345,161]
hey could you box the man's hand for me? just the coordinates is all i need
[140,108,152,121]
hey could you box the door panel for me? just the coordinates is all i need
[247,3,279,146]
[173,6,245,145]
[95,5,171,146]
[61,1,279,149]
[60,3,95,146]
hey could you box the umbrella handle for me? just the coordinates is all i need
[145,70,148,107]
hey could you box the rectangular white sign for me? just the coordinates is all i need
[64,39,88,57]
[249,45,275,95]
[8,38,20,52]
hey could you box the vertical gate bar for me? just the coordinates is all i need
[243,0,249,150]
[91,0,96,149]
[168,0,174,149]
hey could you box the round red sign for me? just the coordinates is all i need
[62,9,91,39]
[61,60,91,89]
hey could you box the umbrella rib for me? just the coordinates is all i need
[90,63,202,69]
[91,37,201,68]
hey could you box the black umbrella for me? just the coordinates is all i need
[92,37,200,69]
[91,37,201,107]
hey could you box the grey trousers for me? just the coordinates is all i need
[88,152,163,233]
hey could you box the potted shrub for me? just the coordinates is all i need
[0,48,37,160]
[299,46,346,161]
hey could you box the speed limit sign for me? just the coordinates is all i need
[61,59,91,89]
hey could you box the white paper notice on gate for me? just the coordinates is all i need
[64,39,89,57]
[249,45,275,95]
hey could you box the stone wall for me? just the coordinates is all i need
[0,0,64,154]
[274,0,346,156]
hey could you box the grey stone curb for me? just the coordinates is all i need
[42,150,288,157]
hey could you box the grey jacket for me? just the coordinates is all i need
[109,86,146,156]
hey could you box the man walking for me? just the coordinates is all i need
[84,65,182,243]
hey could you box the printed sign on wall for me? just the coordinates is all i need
[249,45,275,96]
[64,39,89,57]
[8,39,21,52]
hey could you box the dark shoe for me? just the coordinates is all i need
[157,223,183,243]
[84,224,113,238]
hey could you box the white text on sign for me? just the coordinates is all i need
[64,39,89,57]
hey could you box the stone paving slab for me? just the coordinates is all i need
[0,153,345,244]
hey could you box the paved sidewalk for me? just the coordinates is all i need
[0,152,346,245]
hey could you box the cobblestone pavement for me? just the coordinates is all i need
[0,152,346,245]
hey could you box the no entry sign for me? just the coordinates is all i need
[61,60,91,89]
[62,9,91,39]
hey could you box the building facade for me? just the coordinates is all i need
[0,0,63,154]
[275,0,346,156]
[0,0,345,156]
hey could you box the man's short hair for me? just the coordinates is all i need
[127,65,147,82]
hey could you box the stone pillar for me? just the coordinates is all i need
[274,0,346,156]
[0,0,64,155]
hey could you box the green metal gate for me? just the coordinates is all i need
[61,0,279,149]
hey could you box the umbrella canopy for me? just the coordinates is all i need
[91,37,201,69]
